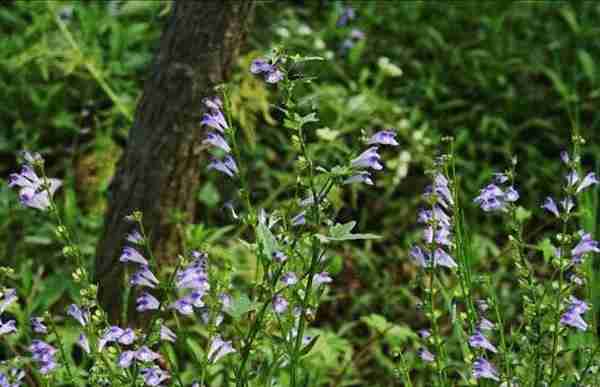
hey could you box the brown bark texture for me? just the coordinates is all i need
[96,0,255,323]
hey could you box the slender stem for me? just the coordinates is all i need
[235,300,272,387]
[491,288,511,383]
[48,317,76,384]
[549,214,570,384]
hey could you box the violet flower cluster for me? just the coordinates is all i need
[8,151,61,211]
[473,173,519,212]
[410,171,457,269]
[202,96,239,178]
[345,130,398,186]
[540,151,599,331]
[250,58,284,84]
[468,300,500,381]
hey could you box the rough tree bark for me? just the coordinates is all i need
[96,0,255,322]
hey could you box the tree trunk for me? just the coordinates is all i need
[96,0,255,323]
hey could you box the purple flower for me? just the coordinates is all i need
[291,211,306,226]
[203,96,222,111]
[208,157,237,177]
[250,58,284,84]
[472,357,499,381]
[343,171,374,185]
[171,298,194,316]
[0,319,16,335]
[265,69,284,84]
[418,329,431,339]
[131,266,159,288]
[577,172,599,193]
[118,350,136,368]
[67,304,89,326]
[136,346,161,362]
[571,231,600,264]
[417,347,435,362]
[281,272,298,286]
[77,333,90,354]
[432,174,454,208]
[314,272,333,285]
[478,318,495,331]
[432,248,457,268]
[560,151,570,164]
[126,230,144,244]
[203,132,231,153]
[566,171,579,187]
[273,295,289,314]
[98,326,125,350]
[140,366,169,386]
[336,6,355,27]
[31,317,47,334]
[542,197,560,217]
[423,225,452,247]
[367,130,399,146]
[560,297,589,331]
[29,340,57,374]
[120,247,148,266]
[410,246,429,268]
[201,104,228,133]
[8,164,62,211]
[250,58,272,74]
[272,251,288,263]
[118,328,136,345]
[0,289,17,314]
[208,335,236,363]
[160,325,176,343]
[493,173,509,184]
[468,331,497,353]
[137,293,160,312]
[351,147,383,170]
[474,180,519,212]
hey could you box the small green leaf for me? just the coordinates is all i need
[257,222,279,259]
[361,313,391,333]
[227,293,256,320]
[318,221,381,243]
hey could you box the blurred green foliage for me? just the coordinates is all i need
[1,1,600,385]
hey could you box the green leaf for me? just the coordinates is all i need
[257,222,279,259]
[515,206,532,223]
[227,293,256,320]
[361,313,391,333]
[316,127,340,141]
[197,182,220,207]
[318,221,381,243]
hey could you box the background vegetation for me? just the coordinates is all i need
[2,1,599,385]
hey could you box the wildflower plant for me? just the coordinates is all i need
[397,133,600,386]
[3,49,397,387]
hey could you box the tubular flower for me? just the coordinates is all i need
[410,170,456,269]
[8,161,62,211]
[367,130,399,146]
[474,177,519,212]
[472,357,500,381]
[29,340,58,374]
[208,335,236,363]
[468,330,498,353]
[560,296,589,331]
[250,58,284,84]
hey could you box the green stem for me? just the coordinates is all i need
[48,317,76,385]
